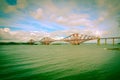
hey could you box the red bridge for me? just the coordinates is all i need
[29,33,120,45]
[38,33,98,45]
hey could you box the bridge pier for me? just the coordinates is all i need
[42,42,51,45]
[105,38,107,45]
[97,37,117,45]
[97,38,100,45]
[72,42,80,45]
[112,38,115,45]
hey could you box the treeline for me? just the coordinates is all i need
[0,42,31,45]
[0,42,68,45]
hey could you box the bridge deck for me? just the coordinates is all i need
[101,37,120,39]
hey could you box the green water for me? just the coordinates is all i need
[0,44,120,80]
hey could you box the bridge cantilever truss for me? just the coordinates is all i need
[61,33,98,45]
[40,37,55,45]
[29,33,99,45]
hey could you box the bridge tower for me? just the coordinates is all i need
[62,33,98,45]
[62,33,81,45]
[40,37,54,45]
[70,33,80,45]
[29,39,35,45]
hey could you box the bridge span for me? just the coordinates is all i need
[29,33,98,45]
[28,33,120,45]
[97,37,120,45]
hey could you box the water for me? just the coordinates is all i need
[0,44,120,80]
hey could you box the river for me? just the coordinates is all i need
[0,44,120,80]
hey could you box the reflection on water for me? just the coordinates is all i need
[0,44,120,80]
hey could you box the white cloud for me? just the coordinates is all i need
[0,28,13,41]
[0,28,48,42]
[1,0,120,41]
[51,14,93,27]
[50,29,99,38]
[31,8,43,20]
[0,27,117,42]
[0,28,96,42]
[17,0,27,9]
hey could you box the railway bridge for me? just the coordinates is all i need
[29,33,120,45]
[29,33,98,45]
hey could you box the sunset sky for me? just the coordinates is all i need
[0,0,120,42]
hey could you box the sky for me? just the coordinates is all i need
[0,0,120,42]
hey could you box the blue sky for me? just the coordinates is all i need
[0,0,120,42]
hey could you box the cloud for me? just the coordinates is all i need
[0,0,27,13]
[0,28,13,41]
[30,0,116,29]
[50,29,100,38]
[0,0,120,42]
[4,6,17,13]
[17,0,27,9]
[0,28,49,42]
[96,0,120,17]
[0,28,100,42]
[31,8,43,20]
[55,14,93,27]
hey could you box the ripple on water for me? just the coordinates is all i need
[0,45,120,80]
